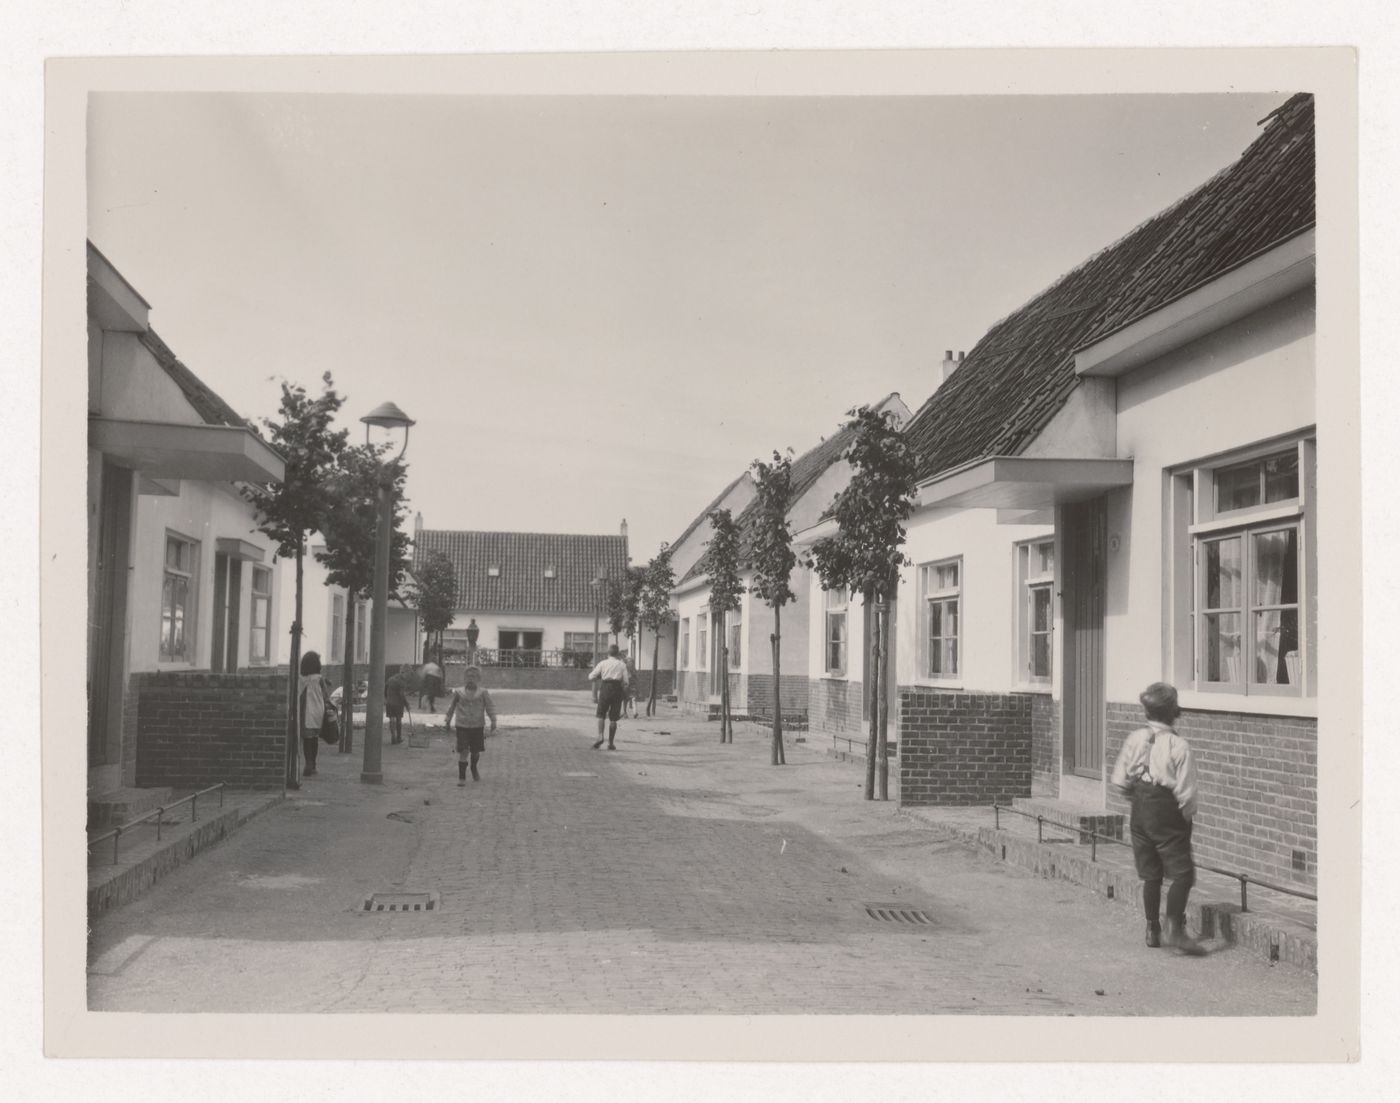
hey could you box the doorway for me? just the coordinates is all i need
[1061,497,1107,780]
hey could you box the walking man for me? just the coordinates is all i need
[588,644,630,750]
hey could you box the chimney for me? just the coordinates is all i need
[620,518,629,540]
[414,511,423,533]
[941,349,965,382]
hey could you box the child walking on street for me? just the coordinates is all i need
[1110,681,1206,956]
[443,666,497,785]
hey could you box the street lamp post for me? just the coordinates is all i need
[359,401,415,785]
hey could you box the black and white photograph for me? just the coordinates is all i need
[31,44,1370,1076]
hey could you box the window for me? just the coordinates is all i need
[330,593,346,662]
[920,558,961,680]
[249,566,272,664]
[1174,438,1315,697]
[679,618,690,668]
[564,631,606,655]
[159,533,198,663]
[354,601,368,663]
[727,617,742,668]
[1015,540,1055,685]
[696,613,708,671]
[824,586,848,675]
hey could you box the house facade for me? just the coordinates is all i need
[888,94,1317,891]
[87,243,286,800]
[412,522,631,667]
[674,394,911,719]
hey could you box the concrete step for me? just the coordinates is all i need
[88,786,174,829]
[1011,796,1125,843]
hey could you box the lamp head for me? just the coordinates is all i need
[360,402,415,431]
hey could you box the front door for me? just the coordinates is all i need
[88,463,134,791]
[1061,497,1107,779]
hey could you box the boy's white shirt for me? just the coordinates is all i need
[1109,721,1198,819]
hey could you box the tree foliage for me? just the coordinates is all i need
[748,450,796,612]
[807,405,918,599]
[639,543,676,634]
[705,507,744,743]
[242,374,349,558]
[620,565,647,641]
[315,442,412,602]
[413,549,459,645]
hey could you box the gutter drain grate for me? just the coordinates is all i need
[363,891,439,913]
[864,903,934,925]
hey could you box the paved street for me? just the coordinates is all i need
[88,691,1316,1015]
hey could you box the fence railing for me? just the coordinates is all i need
[444,648,599,670]
[990,802,1316,914]
[88,783,227,867]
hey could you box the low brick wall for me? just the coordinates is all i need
[897,688,1033,806]
[1030,694,1059,798]
[1105,703,1317,892]
[808,677,862,735]
[745,673,810,717]
[133,671,290,790]
[676,669,712,705]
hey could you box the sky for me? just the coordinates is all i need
[87,91,1287,559]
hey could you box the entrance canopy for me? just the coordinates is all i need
[916,456,1134,511]
[89,418,285,484]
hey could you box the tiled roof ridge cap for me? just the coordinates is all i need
[137,326,256,431]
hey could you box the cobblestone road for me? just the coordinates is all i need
[88,692,1316,1015]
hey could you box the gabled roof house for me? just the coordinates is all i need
[879,93,1318,893]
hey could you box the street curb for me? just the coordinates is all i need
[87,793,283,920]
[900,810,1317,973]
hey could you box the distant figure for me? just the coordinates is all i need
[298,651,328,779]
[588,644,630,750]
[443,666,497,785]
[1110,682,1205,956]
[419,659,444,712]
[622,651,639,717]
[384,668,418,745]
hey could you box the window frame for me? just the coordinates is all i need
[678,618,690,669]
[354,600,369,663]
[249,565,272,665]
[727,616,742,669]
[1172,435,1315,701]
[696,611,709,672]
[823,586,848,677]
[159,531,199,665]
[919,557,963,683]
[330,592,346,663]
[1014,539,1055,688]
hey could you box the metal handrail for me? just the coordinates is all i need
[990,802,1316,913]
[88,783,227,867]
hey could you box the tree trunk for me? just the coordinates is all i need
[340,595,356,753]
[877,591,890,801]
[285,538,305,791]
[864,586,879,801]
[770,604,785,766]
[647,626,661,717]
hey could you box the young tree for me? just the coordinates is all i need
[749,450,796,766]
[807,405,919,800]
[639,544,676,718]
[315,441,412,750]
[704,508,744,744]
[413,549,459,668]
[605,572,630,645]
[242,374,348,790]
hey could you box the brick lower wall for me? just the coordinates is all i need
[1104,702,1317,891]
[808,677,862,734]
[134,671,290,790]
[897,688,1033,806]
[120,677,141,788]
[1030,694,1059,798]
[676,669,711,704]
[745,673,810,718]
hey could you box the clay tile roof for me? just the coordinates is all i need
[137,328,254,430]
[679,399,891,586]
[669,471,751,554]
[902,92,1316,483]
[413,530,630,615]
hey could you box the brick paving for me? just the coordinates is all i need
[87,691,1316,1015]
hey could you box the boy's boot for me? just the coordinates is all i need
[1163,915,1205,956]
[470,753,480,781]
[1145,920,1161,948]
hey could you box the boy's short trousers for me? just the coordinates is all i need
[596,680,625,721]
[456,727,485,755]
[1129,783,1195,881]
[385,700,405,719]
